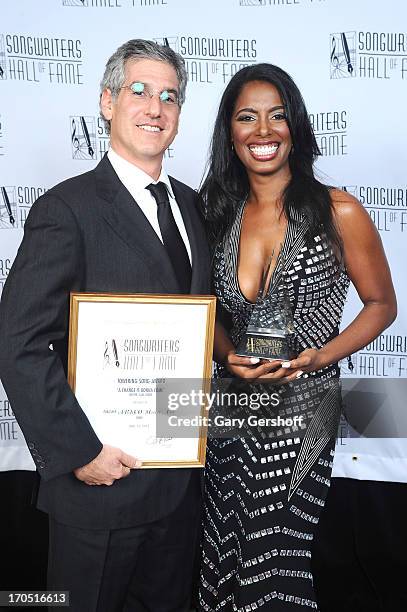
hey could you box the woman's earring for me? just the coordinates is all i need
[231,142,235,153]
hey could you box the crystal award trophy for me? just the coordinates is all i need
[235,256,297,361]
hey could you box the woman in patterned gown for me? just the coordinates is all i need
[198,64,396,611]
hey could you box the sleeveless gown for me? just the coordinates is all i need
[199,202,350,611]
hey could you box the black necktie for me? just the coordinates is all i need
[146,182,191,293]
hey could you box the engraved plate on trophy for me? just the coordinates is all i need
[235,255,297,361]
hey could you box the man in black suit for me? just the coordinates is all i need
[0,39,210,611]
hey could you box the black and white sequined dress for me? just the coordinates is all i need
[199,203,350,611]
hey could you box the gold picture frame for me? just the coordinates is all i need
[68,293,216,468]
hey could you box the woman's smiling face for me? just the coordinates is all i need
[231,80,292,182]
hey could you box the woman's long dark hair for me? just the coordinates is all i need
[199,63,342,254]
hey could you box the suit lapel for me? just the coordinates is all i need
[94,156,180,292]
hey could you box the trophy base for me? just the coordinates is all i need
[235,330,296,361]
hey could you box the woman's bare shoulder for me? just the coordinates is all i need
[329,188,366,220]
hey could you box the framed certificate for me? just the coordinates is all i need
[68,293,216,468]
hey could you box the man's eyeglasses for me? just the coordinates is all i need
[120,81,179,106]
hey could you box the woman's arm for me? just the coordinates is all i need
[284,190,397,378]
[213,320,235,364]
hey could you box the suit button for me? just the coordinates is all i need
[28,442,35,450]
[38,461,46,469]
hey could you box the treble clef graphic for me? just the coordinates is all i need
[331,35,339,69]
[80,116,94,158]
[341,33,354,75]
[104,341,110,367]
[71,118,80,151]
[1,187,15,226]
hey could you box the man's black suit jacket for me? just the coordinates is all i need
[0,155,211,530]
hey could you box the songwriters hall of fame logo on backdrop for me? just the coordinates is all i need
[153,36,179,52]
[154,35,257,84]
[340,332,407,378]
[0,187,17,228]
[342,185,407,235]
[239,0,327,5]
[330,31,407,80]
[0,32,83,84]
[0,185,47,229]
[69,115,175,161]
[0,34,6,80]
[330,32,356,79]
[62,0,168,6]
[0,258,11,293]
[239,1,266,5]
[0,394,22,445]
[309,109,348,156]
[70,116,97,160]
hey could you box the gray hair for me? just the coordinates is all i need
[99,39,187,133]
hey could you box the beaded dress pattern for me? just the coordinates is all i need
[199,202,350,611]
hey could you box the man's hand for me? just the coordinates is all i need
[73,444,141,486]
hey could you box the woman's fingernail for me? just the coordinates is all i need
[135,460,142,468]
[296,370,304,379]
[250,357,260,364]
[281,361,291,368]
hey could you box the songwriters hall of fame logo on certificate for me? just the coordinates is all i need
[104,339,121,369]
[330,32,357,79]
[70,116,96,160]
[0,187,17,228]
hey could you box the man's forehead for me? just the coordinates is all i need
[125,58,179,87]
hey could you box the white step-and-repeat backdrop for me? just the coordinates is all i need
[1,0,406,478]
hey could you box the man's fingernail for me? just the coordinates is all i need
[296,370,304,379]
[250,357,260,364]
[281,361,291,368]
